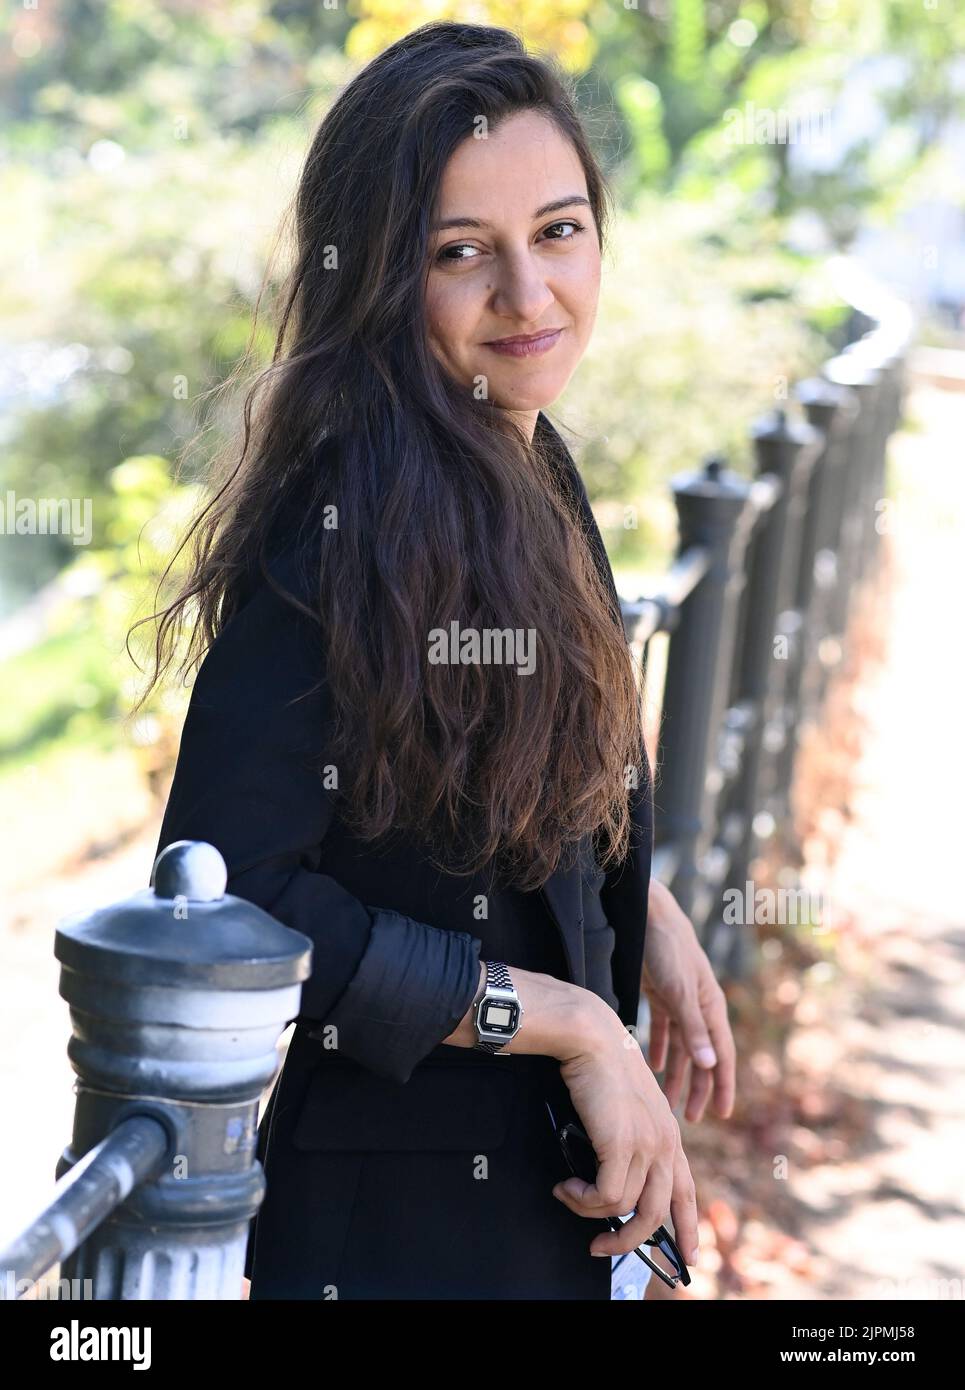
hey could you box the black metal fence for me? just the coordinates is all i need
[623,282,910,978]
[0,275,911,1299]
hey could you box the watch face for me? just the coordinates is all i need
[481,999,519,1034]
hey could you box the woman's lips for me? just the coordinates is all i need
[483,328,564,358]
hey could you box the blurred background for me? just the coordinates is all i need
[2,1,964,1300]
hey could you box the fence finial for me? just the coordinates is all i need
[151,839,227,902]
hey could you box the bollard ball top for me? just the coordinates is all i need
[151,841,227,903]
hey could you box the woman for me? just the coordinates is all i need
[141,21,734,1300]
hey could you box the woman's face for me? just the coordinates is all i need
[425,110,601,423]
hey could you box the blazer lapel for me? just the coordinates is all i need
[539,866,586,990]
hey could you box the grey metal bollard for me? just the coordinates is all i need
[38,840,311,1300]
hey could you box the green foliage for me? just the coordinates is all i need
[615,77,671,185]
[554,193,843,572]
[0,626,117,768]
[669,0,706,86]
[0,451,200,775]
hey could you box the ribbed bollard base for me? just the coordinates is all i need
[61,1223,250,1300]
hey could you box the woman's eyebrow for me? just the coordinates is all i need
[430,195,591,233]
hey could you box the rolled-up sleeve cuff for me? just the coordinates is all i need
[315,909,483,1084]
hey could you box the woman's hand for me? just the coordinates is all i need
[553,1003,699,1263]
[642,880,736,1123]
[442,962,700,1262]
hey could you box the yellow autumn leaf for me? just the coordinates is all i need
[345,0,596,73]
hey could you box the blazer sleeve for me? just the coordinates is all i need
[152,545,483,1085]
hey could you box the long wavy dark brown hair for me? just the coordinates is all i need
[129,21,645,893]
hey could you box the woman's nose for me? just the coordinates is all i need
[489,252,556,325]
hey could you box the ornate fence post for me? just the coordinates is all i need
[821,353,883,642]
[842,336,906,580]
[656,457,754,936]
[1,841,311,1300]
[791,376,859,723]
[719,410,820,975]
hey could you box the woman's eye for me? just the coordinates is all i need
[542,220,585,241]
[435,243,481,264]
[433,220,585,266]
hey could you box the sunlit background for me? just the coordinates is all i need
[2,0,964,1300]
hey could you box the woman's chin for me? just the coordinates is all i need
[484,371,571,415]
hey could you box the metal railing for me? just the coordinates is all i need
[623,263,911,975]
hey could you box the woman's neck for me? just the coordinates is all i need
[502,407,540,445]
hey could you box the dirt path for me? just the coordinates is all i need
[775,379,965,1299]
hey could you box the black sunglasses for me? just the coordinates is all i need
[546,1101,692,1290]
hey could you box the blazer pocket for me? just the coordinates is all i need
[291,1058,521,1154]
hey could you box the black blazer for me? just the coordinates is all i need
[153,411,654,1299]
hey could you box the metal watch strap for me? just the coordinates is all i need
[483,960,513,991]
[474,960,516,1054]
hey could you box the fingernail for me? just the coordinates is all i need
[688,1246,699,1263]
[695,1047,717,1067]
[590,1250,609,1257]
